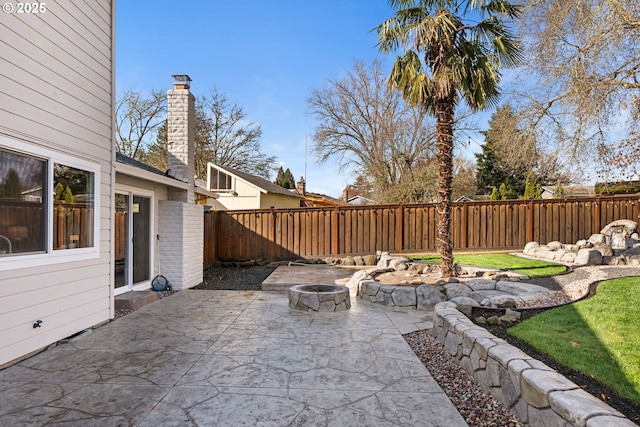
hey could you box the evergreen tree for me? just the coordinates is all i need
[274,167,296,189]
[490,187,499,200]
[499,183,508,200]
[283,168,295,189]
[475,106,533,198]
[523,171,542,199]
[553,182,566,198]
[274,166,286,187]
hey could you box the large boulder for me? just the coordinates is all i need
[574,248,604,265]
[444,283,472,299]
[389,256,410,271]
[523,241,540,255]
[588,234,608,246]
[547,241,563,251]
[601,219,637,237]
[593,244,613,257]
[345,270,371,294]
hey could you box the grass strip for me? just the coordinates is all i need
[508,277,640,404]
[412,253,566,277]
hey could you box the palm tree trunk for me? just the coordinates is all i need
[435,98,455,277]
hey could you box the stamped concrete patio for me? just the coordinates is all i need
[0,288,467,426]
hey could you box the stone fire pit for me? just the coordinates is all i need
[288,284,351,312]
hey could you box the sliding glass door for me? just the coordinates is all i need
[114,189,153,294]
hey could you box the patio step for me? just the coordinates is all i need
[115,291,159,310]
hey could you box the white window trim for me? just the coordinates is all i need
[0,135,101,271]
[207,163,235,193]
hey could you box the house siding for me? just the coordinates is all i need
[212,179,301,210]
[260,193,301,209]
[0,2,114,366]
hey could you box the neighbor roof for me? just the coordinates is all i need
[212,163,303,198]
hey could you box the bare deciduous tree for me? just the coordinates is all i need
[307,59,436,200]
[197,89,275,179]
[516,0,640,169]
[115,89,166,159]
[126,88,277,180]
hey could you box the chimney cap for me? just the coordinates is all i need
[172,74,192,89]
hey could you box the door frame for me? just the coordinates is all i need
[114,184,155,295]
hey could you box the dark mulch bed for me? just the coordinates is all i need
[470,307,640,424]
[195,265,277,291]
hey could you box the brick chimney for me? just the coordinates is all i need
[167,74,195,203]
[296,177,306,196]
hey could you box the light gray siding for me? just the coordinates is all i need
[0,1,114,367]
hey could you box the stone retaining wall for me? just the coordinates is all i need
[433,302,637,427]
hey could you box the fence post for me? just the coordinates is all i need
[396,203,403,252]
[527,199,534,243]
[595,195,601,233]
[461,202,467,251]
[332,206,339,256]
[270,208,276,258]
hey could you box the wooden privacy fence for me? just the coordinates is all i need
[204,195,640,267]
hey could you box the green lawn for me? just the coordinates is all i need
[509,277,640,404]
[412,253,567,277]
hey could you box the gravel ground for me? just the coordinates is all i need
[118,263,640,426]
[404,329,521,427]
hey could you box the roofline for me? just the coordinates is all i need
[208,162,303,199]
[116,162,190,190]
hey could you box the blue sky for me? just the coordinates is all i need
[116,1,498,197]
[116,1,404,198]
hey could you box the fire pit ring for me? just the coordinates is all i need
[288,284,351,312]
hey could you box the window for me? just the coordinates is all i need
[0,149,46,254]
[208,165,233,192]
[53,164,94,250]
[0,138,99,268]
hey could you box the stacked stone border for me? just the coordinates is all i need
[433,302,637,426]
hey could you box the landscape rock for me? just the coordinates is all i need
[588,234,607,246]
[362,254,378,265]
[466,279,497,291]
[575,248,604,265]
[500,308,521,323]
[488,295,523,308]
[444,283,472,299]
[523,241,540,255]
[416,284,447,310]
[547,241,563,251]
[601,219,637,237]
[377,253,394,268]
[389,256,410,271]
[341,256,356,266]
[449,296,481,308]
[391,287,417,307]
[594,244,613,257]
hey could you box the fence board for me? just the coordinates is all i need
[203,195,640,263]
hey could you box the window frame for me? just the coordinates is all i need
[0,135,101,271]
[207,164,234,193]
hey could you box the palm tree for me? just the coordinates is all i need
[377,0,522,277]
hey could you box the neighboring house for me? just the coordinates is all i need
[541,185,595,199]
[347,195,378,205]
[455,195,490,202]
[295,177,345,207]
[204,163,302,210]
[0,3,115,367]
[341,184,377,205]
